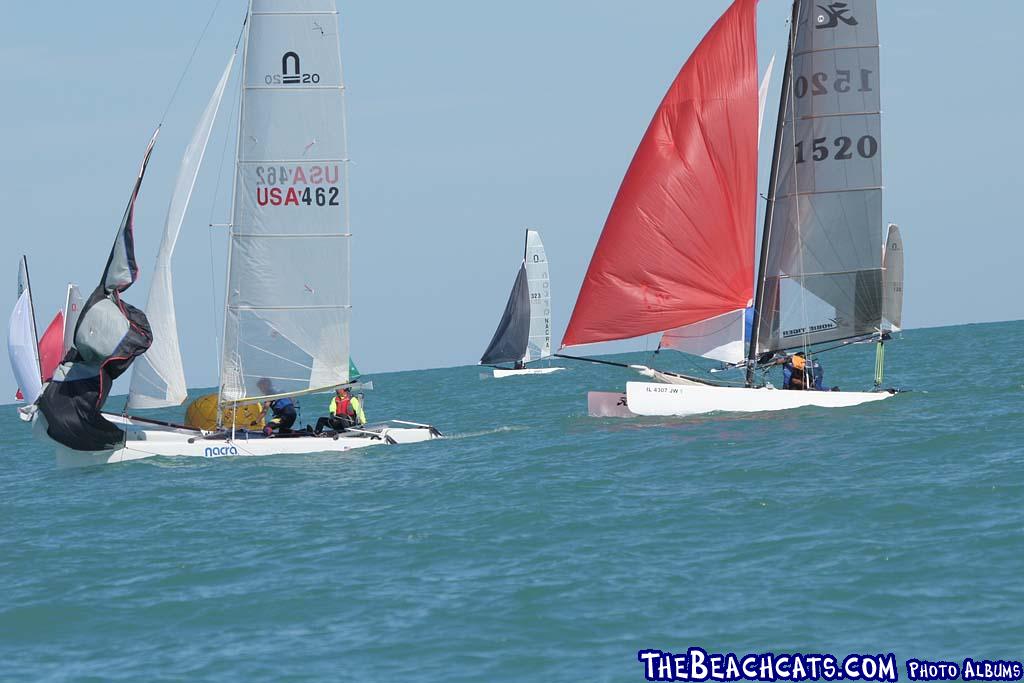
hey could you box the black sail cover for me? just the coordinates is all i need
[757,0,884,353]
[480,263,531,365]
[37,132,157,451]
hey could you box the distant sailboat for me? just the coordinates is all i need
[480,230,565,378]
[9,267,81,409]
[9,257,42,406]
[560,0,903,417]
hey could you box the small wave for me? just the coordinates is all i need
[443,425,528,440]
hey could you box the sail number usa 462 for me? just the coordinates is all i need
[254,164,340,207]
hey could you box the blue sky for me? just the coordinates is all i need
[0,1,1017,398]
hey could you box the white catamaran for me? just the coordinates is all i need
[28,0,440,465]
[480,229,565,378]
[560,0,904,418]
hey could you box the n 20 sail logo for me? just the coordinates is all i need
[265,51,320,85]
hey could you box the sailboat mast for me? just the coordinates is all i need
[745,2,798,388]
[217,3,251,428]
[338,10,353,383]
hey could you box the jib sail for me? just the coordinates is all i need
[480,263,531,366]
[128,52,235,410]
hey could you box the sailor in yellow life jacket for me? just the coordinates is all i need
[315,386,366,433]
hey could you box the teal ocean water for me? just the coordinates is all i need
[2,321,1022,680]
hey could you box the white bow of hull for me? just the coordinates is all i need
[589,381,893,418]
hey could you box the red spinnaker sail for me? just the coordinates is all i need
[38,310,64,382]
[562,0,759,348]
[15,310,65,400]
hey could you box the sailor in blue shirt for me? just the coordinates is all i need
[256,378,297,435]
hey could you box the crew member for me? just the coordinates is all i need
[781,352,825,390]
[782,352,808,390]
[315,386,366,433]
[257,378,297,436]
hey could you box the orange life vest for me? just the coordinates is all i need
[330,395,353,417]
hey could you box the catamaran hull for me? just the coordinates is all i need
[588,391,638,418]
[588,381,893,418]
[34,413,441,468]
[492,367,565,378]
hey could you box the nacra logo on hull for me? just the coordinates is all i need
[204,445,239,457]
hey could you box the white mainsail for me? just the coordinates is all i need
[9,257,42,404]
[62,283,83,357]
[220,0,351,402]
[127,53,236,410]
[881,223,903,332]
[523,229,551,362]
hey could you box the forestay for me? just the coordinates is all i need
[220,0,351,401]
[523,230,551,362]
[128,53,235,410]
[755,0,884,354]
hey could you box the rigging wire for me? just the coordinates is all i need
[157,0,227,126]
[786,2,812,375]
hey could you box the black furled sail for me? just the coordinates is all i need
[480,263,531,366]
[37,131,158,451]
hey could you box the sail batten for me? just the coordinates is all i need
[562,0,758,348]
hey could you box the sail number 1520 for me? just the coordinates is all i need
[795,135,878,164]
